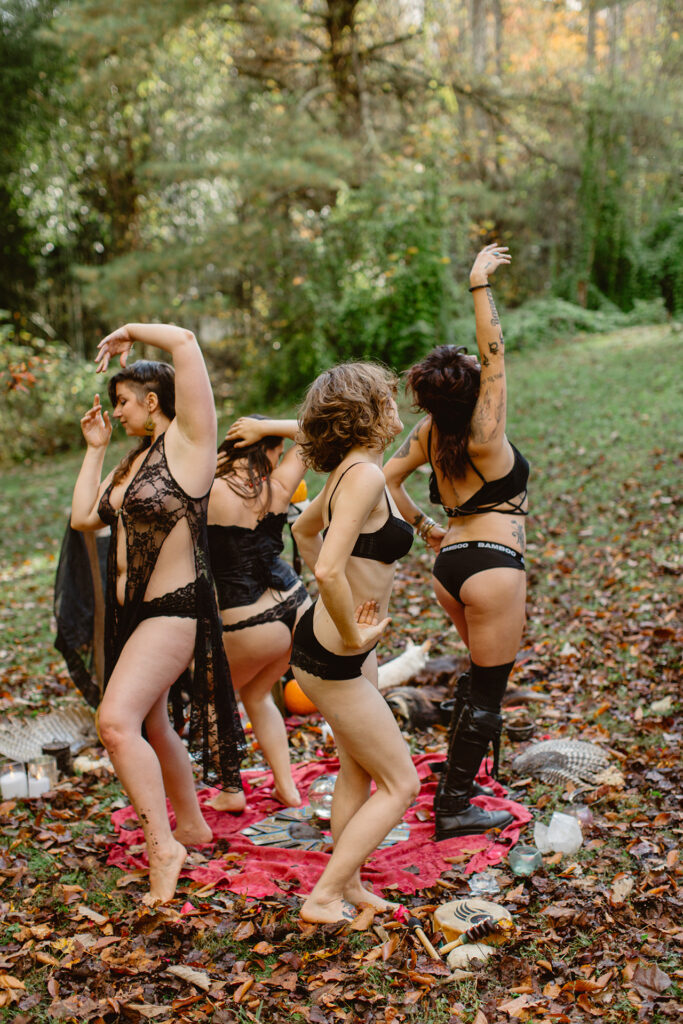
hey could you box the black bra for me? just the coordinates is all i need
[323,463,413,564]
[428,427,529,518]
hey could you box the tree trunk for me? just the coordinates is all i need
[586,0,598,76]
[492,0,504,78]
[324,0,362,135]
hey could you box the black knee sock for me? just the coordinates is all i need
[469,659,514,712]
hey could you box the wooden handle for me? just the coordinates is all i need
[414,926,442,962]
[439,936,465,955]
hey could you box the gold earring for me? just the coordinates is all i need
[144,415,154,434]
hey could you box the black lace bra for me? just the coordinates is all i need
[207,512,299,609]
[323,463,414,564]
[428,427,529,518]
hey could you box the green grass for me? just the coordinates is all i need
[0,322,680,1021]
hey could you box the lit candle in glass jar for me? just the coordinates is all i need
[0,763,29,799]
[27,756,58,798]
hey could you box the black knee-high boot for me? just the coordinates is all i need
[433,673,494,798]
[433,698,514,840]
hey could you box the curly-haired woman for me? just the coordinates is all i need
[71,324,245,904]
[384,245,524,841]
[206,416,311,811]
[290,363,419,924]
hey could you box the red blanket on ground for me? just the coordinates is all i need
[107,754,531,898]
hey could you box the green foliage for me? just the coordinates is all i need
[494,295,669,352]
[244,167,460,401]
[0,318,96,464]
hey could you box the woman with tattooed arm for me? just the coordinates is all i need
[383,245,527,840]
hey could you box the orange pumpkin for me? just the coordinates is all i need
[284,678,317,715]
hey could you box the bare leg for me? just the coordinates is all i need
[98,617,199,904]
[322,653,395,912]
[293,666,420,924]
[145,691,213,846]
[433,567,525,665]
[240,658,302,806]
[210,606,310,810]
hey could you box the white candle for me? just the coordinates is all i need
[27,772,51,798]
[1,768,28,799]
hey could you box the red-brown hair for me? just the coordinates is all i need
[405,345,480,479]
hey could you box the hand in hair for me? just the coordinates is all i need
[96,325,134,374]
[80,393,112,449]
[225,417,267,448]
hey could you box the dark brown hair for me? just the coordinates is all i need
[405,345,480,479]
[215,415,283,509]
[297,362,399,473]
[108,360,176,485]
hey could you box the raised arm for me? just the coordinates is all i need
[225,417,298,445]
[468,245,511,451]
[383,419,445,552]
[71,393,114,531]
[96,323,216,448]
[313,463,388,649]
[225,416,305,500]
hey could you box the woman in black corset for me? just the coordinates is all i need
[290,363,419,924]
[71,324,245,905]
[384,245,526,841]
[206,415,311,811]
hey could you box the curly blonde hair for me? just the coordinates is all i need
[297,362,399,473]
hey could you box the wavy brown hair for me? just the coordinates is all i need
[297,362,399,473]
[108,360,176,485]
[215,414,283,510]
[405,345,480,479]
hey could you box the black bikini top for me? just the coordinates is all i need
[323,463,413,564]
[428,427,529,518]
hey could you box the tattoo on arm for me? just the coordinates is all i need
[486,290,500,327]
[393,425,419,461]
[481,352,490,367]
[488,341,499,355]
[411,511,425,526]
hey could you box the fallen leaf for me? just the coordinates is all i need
[76,904,108,925]
[609,873,635,905]
[631,963,672,999]
[165,965,212,991]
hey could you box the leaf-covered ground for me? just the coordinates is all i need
[0,324,681,1023]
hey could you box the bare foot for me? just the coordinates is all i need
[172,819,213,846]
[344,884,397,914]
[142,839,187,906]
[300,896,356,925]
[273,783,302,808]
[206,790,247,814]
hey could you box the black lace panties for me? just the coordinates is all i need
[222,584,308,635]
[138,580,197,621]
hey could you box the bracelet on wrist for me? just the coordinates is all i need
[469,282,490,292]
[416,516,437,540]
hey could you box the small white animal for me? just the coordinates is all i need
[377,639,431,691]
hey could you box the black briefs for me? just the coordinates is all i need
[222,584,308,635]
[138,580,197,621]
[290,602,377,681]
[432,541,525,603]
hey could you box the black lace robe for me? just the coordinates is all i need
[97,433,245,790]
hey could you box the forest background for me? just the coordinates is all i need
[1,0,681,461]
